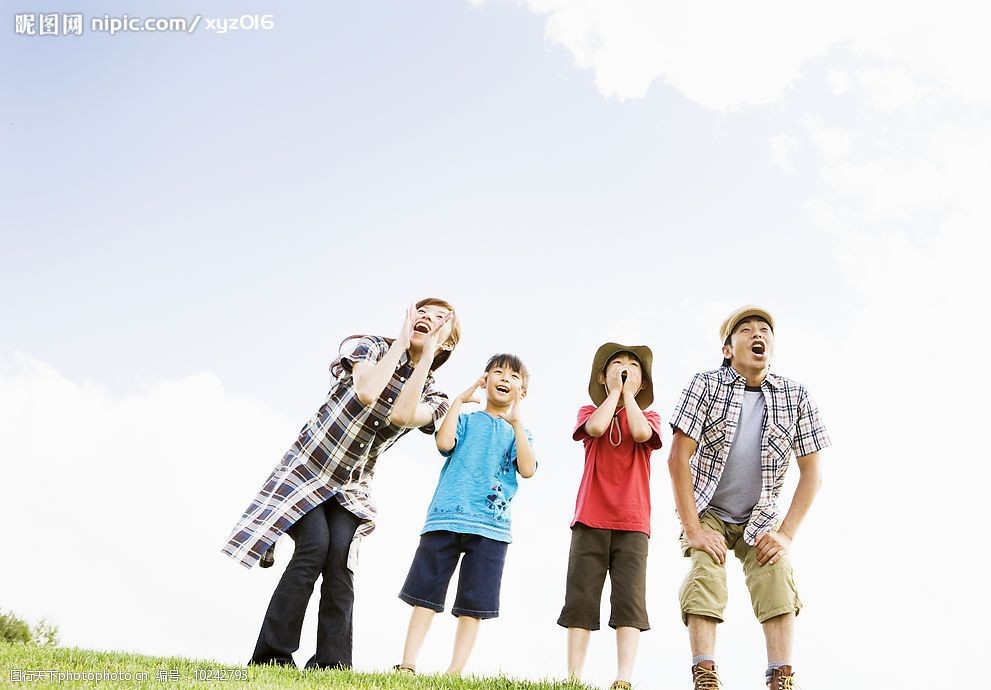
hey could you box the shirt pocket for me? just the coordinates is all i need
[700,417,727,450]
[765,422,794,471]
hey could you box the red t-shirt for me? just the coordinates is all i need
[570,405,663,536]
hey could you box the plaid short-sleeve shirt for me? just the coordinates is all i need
[668,366,830,545]
[222,336,450,569]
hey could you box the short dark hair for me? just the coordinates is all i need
[485,353,529,387]
[601,350,642,376]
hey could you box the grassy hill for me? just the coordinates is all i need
[1,642,581,689]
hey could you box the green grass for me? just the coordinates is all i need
[0,642,585,689]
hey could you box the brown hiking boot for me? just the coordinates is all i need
[768,665,796,690]
[691,660,721,690]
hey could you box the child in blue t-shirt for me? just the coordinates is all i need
[394,353,537,676]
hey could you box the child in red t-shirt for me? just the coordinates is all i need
[557,343,663,690]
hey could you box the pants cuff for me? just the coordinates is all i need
[451,607,498,620]
[681,609,725,626]
[398,592,444,613]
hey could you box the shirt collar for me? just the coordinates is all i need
[720,366,780,390]
[398,350,435,382]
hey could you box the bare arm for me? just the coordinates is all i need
[502,388,537,479]
[622,369,653,443]
[667,429,727,564]
[351,341,409,406]
[352,306,416,406]
[387,349,437,428]
[503,388,536,478]
[512,421,536,478]
[387,312,453,429]
[436,375,485,453]
[755,451,823,566]
[583,365,624,437]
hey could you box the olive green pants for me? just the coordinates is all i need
[678,510,802,625]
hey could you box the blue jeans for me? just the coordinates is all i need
[399,530,509,619]
[250,499,361,669]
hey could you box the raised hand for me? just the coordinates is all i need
[622,366,643,397]
[457,374,487,406]
[502,387,524,424]
[605,365,625,396]
[422,310,454,353]
[396,304,417,348]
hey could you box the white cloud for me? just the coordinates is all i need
[517,0,840,108]
[814,122,991,224]
[804,117,853,163]
[0,355,296,662]
[857,65,931,110]
[770,133,800,173]
[826,69,854,95]
[512,1,991,110]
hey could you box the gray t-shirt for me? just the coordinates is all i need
[707,388,765,524]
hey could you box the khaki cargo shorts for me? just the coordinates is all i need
[678,510,802,625]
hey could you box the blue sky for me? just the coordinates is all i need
[2,1,848,403]
[2,2,985,688]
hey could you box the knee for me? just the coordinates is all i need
[747,561,801,622]
[679,556,727,624]
[679,569,727,606]
[288,534,330,574]
[686,550,725,580]
[320,538,354,582]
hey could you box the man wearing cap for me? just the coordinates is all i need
[667,306,830,690]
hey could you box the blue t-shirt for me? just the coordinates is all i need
[422,410,533,543]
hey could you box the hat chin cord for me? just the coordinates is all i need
[608,415,622,447]
[602,380,644,447]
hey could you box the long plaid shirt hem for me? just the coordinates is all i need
[222,336,449,570]
[668,366,830,545]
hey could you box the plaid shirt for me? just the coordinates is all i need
[222,336,450,570]
[669,366,830,545]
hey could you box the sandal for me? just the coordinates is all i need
[259,543,275,569]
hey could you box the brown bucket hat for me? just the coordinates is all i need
[588,342,654,408]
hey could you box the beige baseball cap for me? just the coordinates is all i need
[720,305,775,367]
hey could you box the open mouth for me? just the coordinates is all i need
[495,384,511,394]
[751,341,766,356]
[413,321,431,334]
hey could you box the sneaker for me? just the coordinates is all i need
[609,681,632,690]
[691,661,721,690]
[392,664,415,675]
[768,665,796,690]
[259,544,275,569]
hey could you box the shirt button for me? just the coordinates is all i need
[359,443,365,448]
[387,397,393,402]
[373,421,379,426]
[400,377,406,382]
